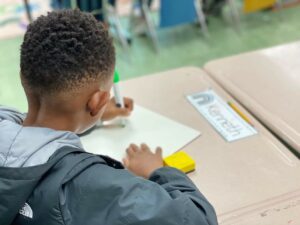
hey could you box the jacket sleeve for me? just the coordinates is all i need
[61,164,218,225]
[0,106,25,124]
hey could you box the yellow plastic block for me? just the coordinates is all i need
[164,151,195,174]
[244,0,276,13]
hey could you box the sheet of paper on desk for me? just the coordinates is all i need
[80,105,201,161]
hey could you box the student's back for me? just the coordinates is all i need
[0,9,218,225]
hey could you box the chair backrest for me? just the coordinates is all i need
[159,0,198,28]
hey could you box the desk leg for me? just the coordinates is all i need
[141,0,159,52]
[24,0,33,23]
[195,0,209,38]
[108,4,131,55]
[70,0,78,9]
[227,0,241,32]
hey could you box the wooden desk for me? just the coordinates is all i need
[121,67,300,224]
[205,41,300,155]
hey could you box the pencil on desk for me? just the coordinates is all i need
[228,101,254,126]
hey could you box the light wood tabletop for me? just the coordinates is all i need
[120,67,300,224]
[205,41,300,155]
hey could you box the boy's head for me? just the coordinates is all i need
[20,9,115,133]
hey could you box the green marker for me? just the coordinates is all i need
[113,70,125,127]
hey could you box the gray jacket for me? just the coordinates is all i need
[0,106,218,225]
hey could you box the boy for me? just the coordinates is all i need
[0,10,218,225]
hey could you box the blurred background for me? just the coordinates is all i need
[1,0,300,111]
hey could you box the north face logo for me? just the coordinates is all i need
[19,203,33,218]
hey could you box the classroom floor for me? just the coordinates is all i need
[0,4,300,111]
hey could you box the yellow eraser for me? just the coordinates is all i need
[163,151,195,174]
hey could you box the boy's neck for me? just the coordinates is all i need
[23,99,78,132]
[23,110,77,132]
[23,112,77,132]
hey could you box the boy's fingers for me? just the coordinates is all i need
[155,147,163,156]
[122,157,129,167]
[110,97,116,104]
[130,144,139,152]
[117,107,131,117]
[126,147,135,157]
[124,98,134,112]
[141,143,150,152]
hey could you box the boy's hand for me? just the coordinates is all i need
[123,144,164,179]
[101,97,134,121]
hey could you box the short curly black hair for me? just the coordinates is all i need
[21,9,115,94]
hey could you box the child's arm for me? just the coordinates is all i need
[61,145,218,225]
[0,106,25,124]
[123,143,218,225]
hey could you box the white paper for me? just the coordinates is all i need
[187,90,257,142]
[80,105,201,161]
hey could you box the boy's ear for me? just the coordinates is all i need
[87,90,110,117]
